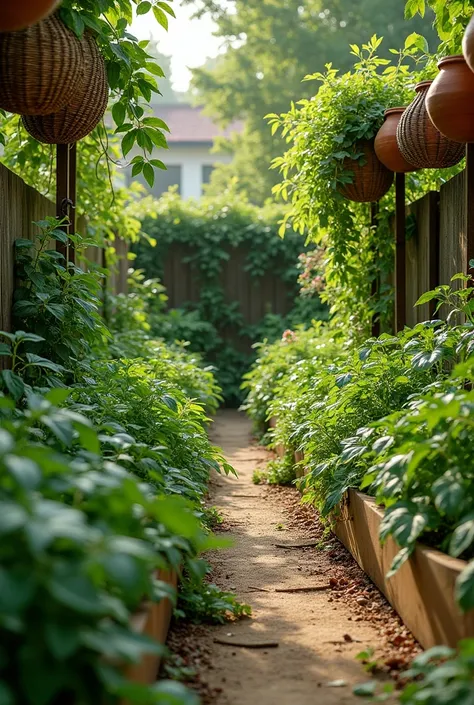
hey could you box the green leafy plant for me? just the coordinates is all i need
[355,640,474,703]
[13,218,109,370]
[133,190,328,404]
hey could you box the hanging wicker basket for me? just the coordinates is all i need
[0,0,59,32]
[0,13,83,116]
[22,33,109,144]
[338,139,394,203]
[396,81,465,169]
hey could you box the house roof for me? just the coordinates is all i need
[154,104,243,144]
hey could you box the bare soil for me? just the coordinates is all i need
[164,410,420,704]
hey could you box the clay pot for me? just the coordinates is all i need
[0,13,83,115]
[338,139,394,203]
[426,55,474,143]
[375,108,417,173]
[397,81,465,168]
[0,0,59,32]
[23,33,109,144]
[462,15,474,74]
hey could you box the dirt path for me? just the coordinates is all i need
[167,410,418,703]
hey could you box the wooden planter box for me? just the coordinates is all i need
[334,490,474,649]
[269,417,285,458]
[125,569,178,687]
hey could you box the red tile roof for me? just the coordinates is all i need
[154,104,243,144]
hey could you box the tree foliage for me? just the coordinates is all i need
[184,0,438,202]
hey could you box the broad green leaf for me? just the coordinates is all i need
[455,561,474,613]
[2,370,25,401]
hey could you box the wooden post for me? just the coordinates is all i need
[466,143,474,282]
[395,172,406,332]
[55,143,77,265]
[371,202,380,337]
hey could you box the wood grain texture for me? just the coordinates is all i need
[334,490,474,649]
[0,163,55,335]
[405,191,439,326]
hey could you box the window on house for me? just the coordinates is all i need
[151,165,182,197]
[128,164,182,197]
[202,165,215,186]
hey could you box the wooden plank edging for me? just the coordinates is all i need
[124,569,178,691]
[334,490,474,649]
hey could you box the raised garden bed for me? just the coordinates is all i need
[125,569,178,687]
[334,490,474,649]
[269,419,474,649]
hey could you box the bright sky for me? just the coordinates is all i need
[131,2,221,92]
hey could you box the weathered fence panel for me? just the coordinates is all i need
[161,243,297,352]
[0,164,56,333]
[405,191,439,327]
[439,171,466,289]
[0,163,128,336]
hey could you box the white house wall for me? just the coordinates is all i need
[166,144,232,199]
[123,143,232,200]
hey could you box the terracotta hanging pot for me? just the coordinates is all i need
[374,108,418,173]
[338,139,394,203]
[397,81,465,168]
[22,33,109,144]
[0,13,83,116]
[0,0,59,32]
[426,55,474,144]
[463,15,474,75]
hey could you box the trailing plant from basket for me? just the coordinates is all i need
[354,640,474,703]
[267,36,419,334]
[13,218,109,373]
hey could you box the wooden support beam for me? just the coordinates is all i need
[55,143,77,265]
[395,172,406,332]
[466,143,474,283]
[371,202,380,338]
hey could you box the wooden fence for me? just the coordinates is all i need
[0,163,128,334]
[404,170,468,326]
[162,243,298,352]
[0,159,471,339]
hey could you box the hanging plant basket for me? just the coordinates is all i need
[338,139,393,203]
[0,13,83,116]
[0,0,59,32]
[22,33,109,144]
[375,108,418,174]
[463,15,474,74]
[426,56,474,144]
[396,81,465,169]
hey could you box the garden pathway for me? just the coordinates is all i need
[194,410,389,704]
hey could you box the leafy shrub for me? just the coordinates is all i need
[355,641,474,703]
[0,222,248,705]
[0,390,209,705]
[245,277,474,611]
[131,190,328,404]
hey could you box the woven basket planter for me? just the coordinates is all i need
[0,13,83,116]
[375,108,418,174]
[396,81,465,169]
[0,0,59,32]
[427,56,474,144]
[338,139,394,203]
[22,33,108,144]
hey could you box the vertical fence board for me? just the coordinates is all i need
[0,164,55,334]
[440,171,466,288]
[405,191,439,326]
